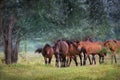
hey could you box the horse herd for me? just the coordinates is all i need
[35,39,120,67]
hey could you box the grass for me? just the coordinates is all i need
[0,52,120,80]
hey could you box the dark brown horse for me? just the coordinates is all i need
[104,40,120,63]
[54,40,69,67]
[66,41,78,66]
[35,44,54,64]
[66,40,86,66]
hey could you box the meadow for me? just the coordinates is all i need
[0,52,120,80]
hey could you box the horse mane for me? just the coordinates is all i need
[44,43,51,48]
[104,40,117,45]
[72,42,78,49]
[113,40,118,43]
[104,40,110,45]
[55,39,62,43]
[66,40,78,49]
[65,40,72,46]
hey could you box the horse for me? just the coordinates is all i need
[35,44,54,64]
[77,41,105,65]
[54,40,69,67]
[104,40,120,63]
[65,41,78,66]
[66,40,86,66]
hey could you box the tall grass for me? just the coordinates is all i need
[0,52,120,80]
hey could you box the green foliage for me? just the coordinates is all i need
[117,47,120,54]
[89,0,106,24]
[99,47,112,55]
[1,0,120,43]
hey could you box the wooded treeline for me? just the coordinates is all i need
[0,0,120,64]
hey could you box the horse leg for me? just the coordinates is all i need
[55,59,58,67]
[79,54,82,66]
[57,54,61,67]
[102,56,104,63]
[83,52,86,65]
[93,55,96,64]
[64,57,67,67]
[114,54,117,63]
[44,57,47,64]
[88,55,92,65]
[92,54,96,64]
[66,57,72,67]
[69,57,72,66]
[99,55,102,64]
[73,56,78,66]
[92,55,94,64]
[61,56,66,67]
[66,56,69,66]
[48,57,52,64]
[111,54,113,64]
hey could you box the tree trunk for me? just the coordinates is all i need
[1,14,20,64]
[3,40,8,64]
[11,39,20,63]
[6,15,14,64]
[0,14,8,64]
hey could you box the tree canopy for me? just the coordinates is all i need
[0,0,120,44]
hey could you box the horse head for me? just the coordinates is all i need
[76,41,84,51]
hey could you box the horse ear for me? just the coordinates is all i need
[104,40,109,45]
[74,40,79,44]
[113,40,117,43]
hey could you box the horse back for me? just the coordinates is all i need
[54,40,69,55]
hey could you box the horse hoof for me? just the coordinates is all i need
[90,63,92,65]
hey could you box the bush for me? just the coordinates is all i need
[99,47,112,55]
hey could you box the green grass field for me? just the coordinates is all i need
[0,52,120,80]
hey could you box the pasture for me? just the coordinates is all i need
[0,52,120,80]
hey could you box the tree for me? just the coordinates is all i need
[0,0,66,64]
[0,0,42,64]
[0,0,21,64]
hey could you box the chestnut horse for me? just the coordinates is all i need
[77,41,105,65]
[66,41,78,66]
[66,40,86,66]
[54,40,69,67]
[35,44,54,64]
[104,40,120,63]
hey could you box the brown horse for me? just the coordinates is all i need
[54,40,69,67]
[66,41,78,66]
[35,44,54,64]
[104,40,120,63]
[77,41,105,65]
[66,40,86,66]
